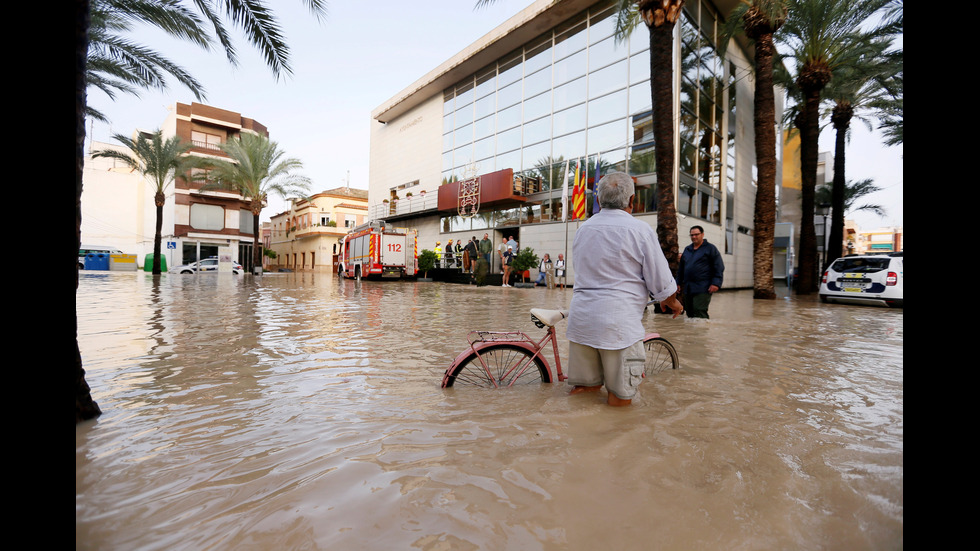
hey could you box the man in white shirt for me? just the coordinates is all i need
[566,172,683,406]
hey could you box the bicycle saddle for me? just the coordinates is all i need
[530,308,567,328]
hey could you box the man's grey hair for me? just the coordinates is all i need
[596,172,634,209]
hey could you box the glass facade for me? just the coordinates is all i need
[439,0,735,232]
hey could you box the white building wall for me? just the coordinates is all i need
[81,143,153,265]
[727,43,758,290]
[369,95,444,203]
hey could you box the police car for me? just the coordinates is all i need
[819,253,903,308]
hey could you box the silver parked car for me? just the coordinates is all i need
[171,257,244,275]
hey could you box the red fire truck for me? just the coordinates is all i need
[338,221,418,279]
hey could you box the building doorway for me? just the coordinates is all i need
[238,241,254,272]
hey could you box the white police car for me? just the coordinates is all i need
[819,253,903,308]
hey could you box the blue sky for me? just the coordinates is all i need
[86,0,902,231]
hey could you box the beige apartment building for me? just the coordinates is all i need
[268,187,369,272]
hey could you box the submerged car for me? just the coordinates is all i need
[819,253,903,308]
[171,257,244,275]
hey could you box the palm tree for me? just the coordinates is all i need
[816,178,885,218]
[86,0,210,122]
[197,133,312,273]
[816,178,886,260]
[76,0,326,422]
[776,0,889,293]
[722,1,787,300]
[92,130,194,274]
[822,39,896,270]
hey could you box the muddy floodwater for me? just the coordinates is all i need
[75,272,903,550]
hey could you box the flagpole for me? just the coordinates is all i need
[561,159,570,278]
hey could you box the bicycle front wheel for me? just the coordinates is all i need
[643,337,678,375]
[444,344,551,388]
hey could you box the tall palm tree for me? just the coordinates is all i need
[75,0,326,422]
[776,0,888,294]
[612,0,686,276]
[92,130,194,275]
[822,39,896,269]
[197,133,311,273]
[722,0,787,300]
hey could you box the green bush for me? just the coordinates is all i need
[510,247,539,282]
[418,249,438,277]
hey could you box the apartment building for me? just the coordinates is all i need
[268,187,369,272]
[82,102,272,271]
[163,102,270,271]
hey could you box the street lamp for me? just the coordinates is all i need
[816,202,831,270]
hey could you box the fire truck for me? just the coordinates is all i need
[338,221,418,279]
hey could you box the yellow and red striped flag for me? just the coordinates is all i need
[572,158,587,220]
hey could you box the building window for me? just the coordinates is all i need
[439,0,730,228]
[191,131,222,151]
[190,204,224,230]
[240,209,254,234]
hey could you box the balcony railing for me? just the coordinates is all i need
[371,196,438,220]
[192,140,223,152]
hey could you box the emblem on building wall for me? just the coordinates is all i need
[458,176,481,217]
[457,164,481,218]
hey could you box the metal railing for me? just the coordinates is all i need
[192,140,223,152]
[371,195,438,219]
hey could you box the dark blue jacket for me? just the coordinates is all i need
[677,240,724,295]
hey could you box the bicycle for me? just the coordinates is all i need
[441,306,679,388]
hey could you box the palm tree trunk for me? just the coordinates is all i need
[650,20,679,276]
[828,102,851,270]
[751,29,777,300]
[253,208,263,274]
[153,193,164,275]
[796,87,821,294]
[76,0,101,422]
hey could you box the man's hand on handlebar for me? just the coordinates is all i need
[661,295,684,319]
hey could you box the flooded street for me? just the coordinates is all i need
[75,272,903,550]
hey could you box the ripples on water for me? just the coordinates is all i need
[76,272,902,550]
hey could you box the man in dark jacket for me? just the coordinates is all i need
[677,225,724,318]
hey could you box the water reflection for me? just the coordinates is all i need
[76,273,902,549]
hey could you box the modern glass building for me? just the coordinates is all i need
[368,0,781,286]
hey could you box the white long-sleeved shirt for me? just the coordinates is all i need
[567,208,677,350]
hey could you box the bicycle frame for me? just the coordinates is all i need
[460,324,567,388]
[443,304,674,389]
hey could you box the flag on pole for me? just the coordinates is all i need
[560,159,570,222]
[592,153,601,215]
[572,158,587,220]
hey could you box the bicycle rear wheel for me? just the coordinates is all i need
[444,344,551,388]
[643,337,678,375]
